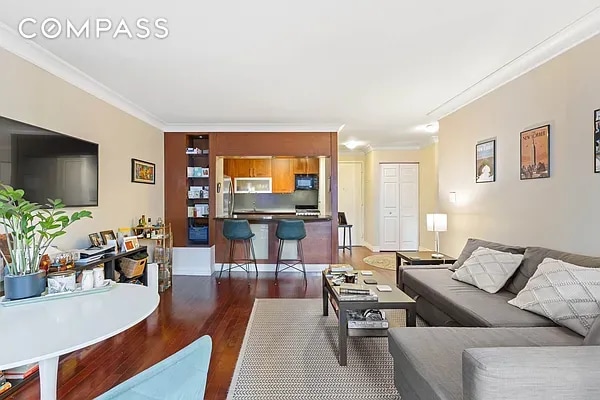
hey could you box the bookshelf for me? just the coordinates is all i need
[187,135,210,246]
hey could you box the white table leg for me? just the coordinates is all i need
[39,356,59,400]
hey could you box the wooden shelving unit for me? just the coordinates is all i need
[133,225,173,292]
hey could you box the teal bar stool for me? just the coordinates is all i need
[275,219,307,282]
[218,219,258,283]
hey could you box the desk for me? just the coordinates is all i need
[0,284,159,400]
[75,246,149,285]
[396,251,457,285]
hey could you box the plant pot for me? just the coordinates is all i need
[4,270,47,300]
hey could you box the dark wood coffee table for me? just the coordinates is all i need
[395,251,457,285]
[322,269,416,366]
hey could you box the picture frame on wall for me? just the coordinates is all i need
[476,139,496,183]
[520,125,550,180]
[131,158,156,184]
[595,109,600,173]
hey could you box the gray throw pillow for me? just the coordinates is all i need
[509,258,600,337]
[506,246,600,295]
[449,238,525,272]
[584,316,600,345]
[452,247,524,293]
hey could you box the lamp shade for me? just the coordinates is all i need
[426,213,447,232]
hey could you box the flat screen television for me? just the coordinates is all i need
[0,116,98,207]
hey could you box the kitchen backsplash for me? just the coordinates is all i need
[235,191,318,211]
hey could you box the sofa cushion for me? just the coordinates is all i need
[584,316,600,345]
[450,238,525,272]
[388,326,582,400]
[452,247,524,293]
[404,269,555,327]
[506,246,600,295]
[509,258,600,336]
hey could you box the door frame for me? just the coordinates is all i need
[338,161,365,246]
[378,162,420,251]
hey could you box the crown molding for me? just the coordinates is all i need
[427,6,600,120]
[163,123,344,133]
[0,22,166,130]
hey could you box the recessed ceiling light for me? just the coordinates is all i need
[344,140,361,150]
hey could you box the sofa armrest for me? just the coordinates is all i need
[463,346,600,400]
[397,264,448,291]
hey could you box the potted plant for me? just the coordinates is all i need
[0,185,92,300]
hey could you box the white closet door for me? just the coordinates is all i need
[380,164,400,251]
[399,164,419,251]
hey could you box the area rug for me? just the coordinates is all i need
[363,253,396,270]
[227,299,424,400]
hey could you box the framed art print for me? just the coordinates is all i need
[520,125,550,180]
[476,139,495,183]
[131,158,156,184]
[595,109,600,173]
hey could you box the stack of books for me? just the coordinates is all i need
[347,310,389,329]
[4,363,38,380]
[336,284,378,301]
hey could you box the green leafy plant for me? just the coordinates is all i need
[0,185,92,276]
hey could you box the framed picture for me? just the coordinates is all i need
[476,139,496,183]
[595,109,600,173]
[123,236,140,251]
[520,125,550,180]
[131,158,155,184]
[100,230,116,244]
[88,233,102,248]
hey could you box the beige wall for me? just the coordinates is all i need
[0,48,164,249]
[438,34,600,258]
[341,144,438,251]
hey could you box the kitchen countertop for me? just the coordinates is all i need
[214,213,332,222]
[233,208,296,214]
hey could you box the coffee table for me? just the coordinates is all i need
[322,269,416,366]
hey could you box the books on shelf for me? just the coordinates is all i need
[347,310,389,329]
[4,363,38,380]
[187,167,209,178]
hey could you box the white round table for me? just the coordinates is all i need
[0,283,159,400]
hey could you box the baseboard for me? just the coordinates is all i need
[363,242,380,252]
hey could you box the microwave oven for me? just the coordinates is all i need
[295,174,318,190]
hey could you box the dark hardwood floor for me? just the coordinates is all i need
[9,247,390,399]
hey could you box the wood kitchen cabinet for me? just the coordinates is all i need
[293,158,319,174]
[271,158,295,193]
[224,158,271,178]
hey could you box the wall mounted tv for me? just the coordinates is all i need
[0,116,98,207]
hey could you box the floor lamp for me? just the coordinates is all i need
[427,213,447,258]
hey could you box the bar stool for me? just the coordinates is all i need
[338,212,353,255]
[218,219,258,283]
[275,220,307,282]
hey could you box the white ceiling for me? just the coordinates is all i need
[1,1,600,150]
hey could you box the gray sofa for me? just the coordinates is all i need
[388,239,600,400]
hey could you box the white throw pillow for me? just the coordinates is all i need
[452,247,524,293]
[509,258,600,336]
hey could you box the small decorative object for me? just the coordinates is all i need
[156,217,163,227]
[88,233,102,247]
[427,213,447,258]
[520,125,550,180]
[131,158,156,184]
[93,266,105,287]
[595,109,600,173]
[344,273,357,284]
[140,214,147,226]
[81,269,94,290]
[47,270,76,294]
[476,139,495,183]
[100,230,116,244]
[0,185,92,300]
[123,236,139,251]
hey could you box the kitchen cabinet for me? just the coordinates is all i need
[271,158,295,193]
[293,158,319,174]
[224,158,271,178]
